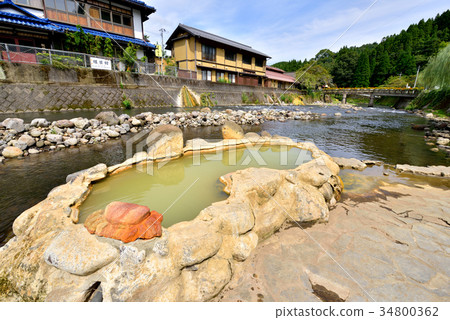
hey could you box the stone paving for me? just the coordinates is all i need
[215,182,450,302]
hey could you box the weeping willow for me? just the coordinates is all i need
[419,44,450,89]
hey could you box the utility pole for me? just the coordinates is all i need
[159,28,166,73]
[413,65,420,88]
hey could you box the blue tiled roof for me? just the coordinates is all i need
[124,0,156,12]
[0,11,59,31]
[54,23,156,48]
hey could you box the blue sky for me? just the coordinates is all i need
[143,0,449,64]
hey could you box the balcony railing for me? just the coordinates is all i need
[0,43,177,77]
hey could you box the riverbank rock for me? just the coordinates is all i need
[30,118,49,127]
[46,134,63,144]
[146,124,183,160]
[66,163,108,184]
[333,157,367,170]
[95,111,119,125]
[18,134,35,147]
[396,164,450,177]
[437,137,449,145]
[2,118,25,133]
[222,121,244,139]
[84,202,163,243]
[2,146,23,158]
[44,225,118,276]
[54,120,75,128]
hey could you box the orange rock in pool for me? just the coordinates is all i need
[84,201,163,243]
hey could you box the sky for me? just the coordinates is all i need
[142,0,449,64]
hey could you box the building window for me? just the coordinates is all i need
[55,0,66,11]
[216,72,225,81]
[101,10,111,21]
[255,58,264,67]
[202,44,216,62]
[112,13,121,24]
[202,70,212,81]
[228,73,236,83]
[225,50,236,61]
[258,77,263,86]
[122,16,132,26]
[14,0,44,8]
[242,55,252,65]
[89,6,100,19]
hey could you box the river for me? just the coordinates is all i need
[0,105,448,244]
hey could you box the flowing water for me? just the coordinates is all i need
[78,146,312,228]
[0,105,449,244]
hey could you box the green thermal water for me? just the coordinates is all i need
[78,146,313,228]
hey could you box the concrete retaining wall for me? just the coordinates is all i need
[0,62,294,113]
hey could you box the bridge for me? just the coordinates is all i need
[322,88,421,107]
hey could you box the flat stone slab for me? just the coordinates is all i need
[396,164,450,177]
[215,183,450,302]
[44,225,119,276]
[333,157,367,170]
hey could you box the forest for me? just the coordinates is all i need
[272,10,449,89]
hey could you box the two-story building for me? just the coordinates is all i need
[165,24,271,86]
[265,66,296,89]
[0,0,155,59]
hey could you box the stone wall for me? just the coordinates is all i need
[0,62,294,113]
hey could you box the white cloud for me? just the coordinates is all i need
[141,0,448,63]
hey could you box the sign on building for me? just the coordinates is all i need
[155,45,162,58]
[90,57,112,70]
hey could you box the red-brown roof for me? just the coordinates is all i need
[266,69,296,83]
[266,66,286,73]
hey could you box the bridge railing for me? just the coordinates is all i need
[322,87,423,94]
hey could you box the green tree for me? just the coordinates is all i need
[419,44,450,89]
[352,51,371,87]
[396,49,416,75]
[121,43,138,71]
[371,51,391,86]
[102,38,114,57]
[331,46,359,87]
[314,49,335,72]
[295,62,332,89]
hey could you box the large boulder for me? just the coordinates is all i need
[30,118,49,127]
[46,134,63,144]
[54,120,75,128]
[2,146,23,158]
[84,202,163,243]
[95,111,119,125]
[66,163,108,183]
[222,121,244,139]
[70,118,90,130]
[146,124,183,160]
[43,225,118,276]
[333,157,367,170]
[2,118,25,133]
[18,134,35,147]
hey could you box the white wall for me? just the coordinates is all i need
[132,9,143,40]
[136,49,144,59]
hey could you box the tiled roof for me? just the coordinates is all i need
[0,11,59,31]
[266,69,296,83]
[266,66,286,73]
[123,0,155,12]
[168,24,271,58]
